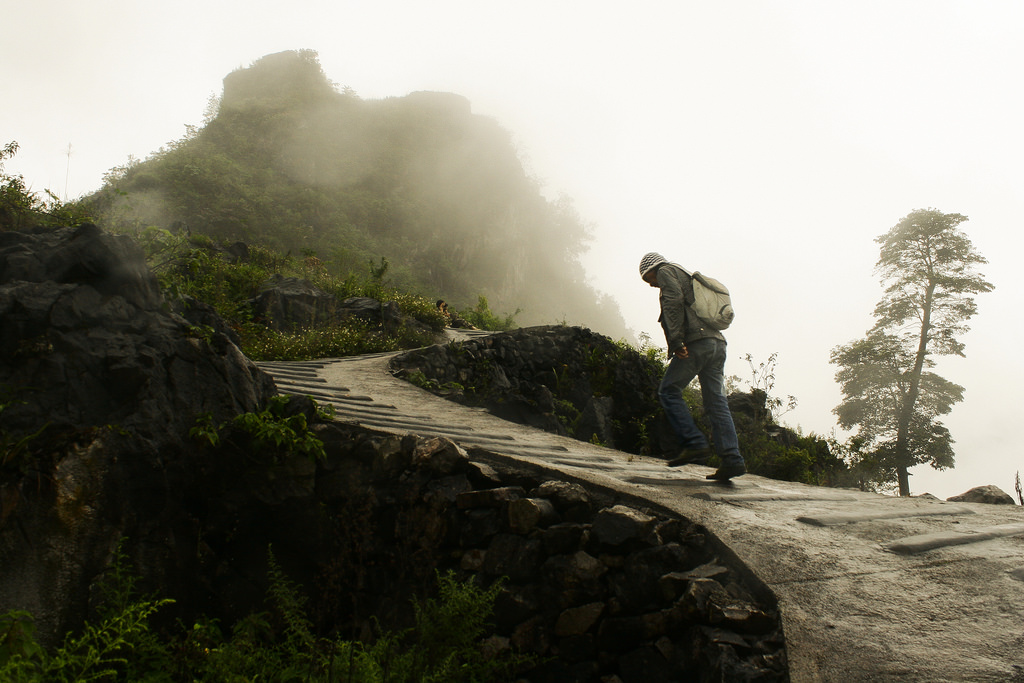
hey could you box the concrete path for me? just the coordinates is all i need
[259,339,1024,682]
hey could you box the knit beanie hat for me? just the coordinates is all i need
[639,252,668,278]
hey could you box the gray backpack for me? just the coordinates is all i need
[685,270,735,330]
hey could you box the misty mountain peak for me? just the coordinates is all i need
[222,49,338,110]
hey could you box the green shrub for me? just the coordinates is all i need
[0,544,531,682]
[191,395,327,462]
[0,541,173,683]
[461,296,519,332]
[0,540,532,679]
[1,141,96,231]
[119,230,447,362]
[240,319,437,361]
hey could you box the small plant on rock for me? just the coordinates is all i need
[461,296,519,332]
[0,396,48,474]
[0,540,173,682]
[190,396,327,463]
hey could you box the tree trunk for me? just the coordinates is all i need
[894,281,936,496]
[896,463,911,497]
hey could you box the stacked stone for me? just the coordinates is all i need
[396,325,604,388]
[392,325,670,453]
[306,425,788,682]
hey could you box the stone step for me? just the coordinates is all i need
[797,505,975,527]
[885,523,1024,554]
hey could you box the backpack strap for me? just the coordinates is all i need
[667,262,696,306]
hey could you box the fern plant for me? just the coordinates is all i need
[406,572,523,683]
[1,547,533,682]
[0,541,173,683]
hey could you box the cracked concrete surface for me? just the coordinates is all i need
[259,336,1024,682]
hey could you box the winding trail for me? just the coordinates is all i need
[259,332,1024,682]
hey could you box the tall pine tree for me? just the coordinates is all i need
[831,209,993,496]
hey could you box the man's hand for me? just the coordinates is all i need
[674,345,689,359]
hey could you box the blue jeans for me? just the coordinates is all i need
[659,338,743,467]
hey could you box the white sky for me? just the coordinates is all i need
[4,0,1022,500]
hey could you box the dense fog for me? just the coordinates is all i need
[88,50,631,339]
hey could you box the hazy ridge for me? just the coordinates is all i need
[85,49,630,339]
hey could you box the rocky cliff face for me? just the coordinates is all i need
[0,224,277,644]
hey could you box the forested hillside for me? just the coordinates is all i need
[85,50,629,338]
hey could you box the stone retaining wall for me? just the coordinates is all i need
[248,415,789,682]
[391,325,676,455]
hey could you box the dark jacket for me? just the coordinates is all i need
[655,263,726,356]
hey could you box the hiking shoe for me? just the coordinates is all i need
[706,462,746,481]
[668,447,712,467]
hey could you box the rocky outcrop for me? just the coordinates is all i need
[0,224,276,446]
[249,274,436,338]
[947,485,1017,505]
[0,224,277,645]
[249,274,341,330]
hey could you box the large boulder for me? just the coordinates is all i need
[947,485,1017,505]
[576,396,616,448]
[0,224,275,448]
[0,224,277,645]
[249,275,339,331]
[249,278,434,338]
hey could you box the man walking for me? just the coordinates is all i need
[639,252,745,480]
